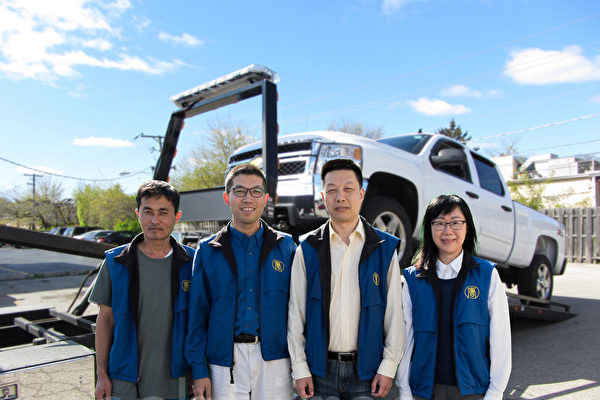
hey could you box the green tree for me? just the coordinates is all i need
[326,118,384,139]
[436,119,471,144]
[508,175,547,210]
[1,179,77,229]
[172,119,253,191]
[73,184,137,229]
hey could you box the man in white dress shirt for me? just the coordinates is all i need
[287,158,405,399]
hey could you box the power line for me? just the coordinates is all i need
[278,13,600,112]
[521,139,600,153]
[470,113,600,142]
[0,156,150,182]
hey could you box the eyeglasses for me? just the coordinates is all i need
[431,220,466,231]
[230,186,265,198]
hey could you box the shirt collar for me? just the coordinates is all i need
[436,250,464,275]
[328,218,365,244]
[230,222,264,245]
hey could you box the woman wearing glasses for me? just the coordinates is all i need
[396,194,511,400]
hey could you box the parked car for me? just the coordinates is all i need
[171,230,212,248]
[48,227,68,235]
[63,226,103,237]
[73,230,114,241]
[96,230,137,245]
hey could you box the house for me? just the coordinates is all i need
[492,154,600,207]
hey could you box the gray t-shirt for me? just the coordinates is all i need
[90,249,189,400]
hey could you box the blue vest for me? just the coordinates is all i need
[301,219,399,380]
[105,235,194,383]
[185,222,296,380]
[403,254,494,398]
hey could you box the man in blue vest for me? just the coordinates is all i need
[90,180,194,400]
[185,163,297,399]
[287,159,405,399]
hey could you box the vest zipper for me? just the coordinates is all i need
[230,271,237,384]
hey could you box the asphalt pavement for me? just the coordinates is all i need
[1,247,599,399]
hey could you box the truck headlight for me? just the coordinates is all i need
[315,144,362,173]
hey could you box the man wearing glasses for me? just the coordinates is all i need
[185,163,297,399]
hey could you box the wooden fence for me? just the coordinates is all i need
[542,207,600,264]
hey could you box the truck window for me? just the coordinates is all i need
[472,152,505,196]
[430,140,471,182]
[377,134,432,154]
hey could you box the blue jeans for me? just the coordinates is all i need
[312,359,379,400]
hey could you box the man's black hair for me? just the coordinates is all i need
[224,163,267,192]
[136,180,181,212]
[320,159,362,185]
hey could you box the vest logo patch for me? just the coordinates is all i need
[272,259,285,272]
[464,285,480,299]
[182,280,190,292]
[373,272,380,286]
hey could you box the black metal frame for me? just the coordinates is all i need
[153,79,279,202]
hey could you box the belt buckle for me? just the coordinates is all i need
[250,335,259,344]
[337,352,354,363]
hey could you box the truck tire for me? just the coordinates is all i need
[517,255,553,302]
[362,196,413,268]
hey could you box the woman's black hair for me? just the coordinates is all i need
[413,194,477,270]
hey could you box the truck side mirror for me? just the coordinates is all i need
[430,148,467,167]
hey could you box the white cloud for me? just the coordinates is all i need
[16,165,64,175]
[158,32,204,47]
[504,45,600,85]
[132,15,151,33]
[441,85,483,98]
[73,137,134,147]
[441,84,503,99]
[591,95,600,103]
[0,0,187,83]
[408,97,472,116]
[82,38,112,51]
[381,0,423,15]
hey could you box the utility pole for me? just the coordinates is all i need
[134,132,164,153]
[24,173,43,230]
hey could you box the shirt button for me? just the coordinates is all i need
[248,307,252,310]
[249,269,253,273]
[249,289,253,292]
[248,251,252,255]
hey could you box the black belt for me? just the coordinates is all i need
[234,333,260,344]
[327,351,357,363]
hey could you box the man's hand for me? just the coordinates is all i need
[371,373,393,398]
[192,377,211,400]
[95,374,112,399]
[295,376,314,398]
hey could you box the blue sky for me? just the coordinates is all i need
[1,0,599,198]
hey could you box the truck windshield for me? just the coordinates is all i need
[377,134,432,154]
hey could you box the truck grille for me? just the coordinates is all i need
[229,141,313,164]
[279,161,305,176]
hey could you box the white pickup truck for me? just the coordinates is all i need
[227,131,567,301]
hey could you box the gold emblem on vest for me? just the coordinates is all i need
[182,279,191,292]
[464,285,480,299]
[373,272,380,286]
[272,259,284,272]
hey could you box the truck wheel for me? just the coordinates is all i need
[517,255,553,302]
[362,196,413,268]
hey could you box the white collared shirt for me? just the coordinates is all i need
[287,219,405,380]
[396,251,512,400]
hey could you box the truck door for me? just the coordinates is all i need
[468,152,515,262]
[424,139,513,263]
